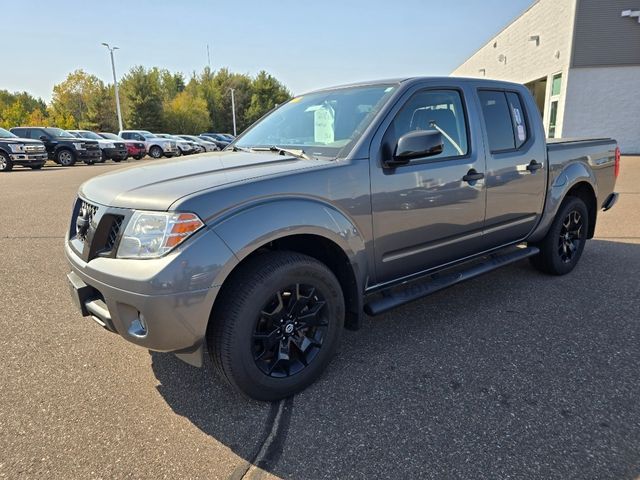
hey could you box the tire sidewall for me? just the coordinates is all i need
[56,148,76,166]
[221,259,344,400]
[149,146,162,158]
[545,197,589,274]
[0,152,12,171]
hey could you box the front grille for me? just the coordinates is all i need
[115,142,125,149]
[136,143,144,149]
[85,143,100,150]
[104,216,124,251]
[78,201,98,241]
[25,144,45,153]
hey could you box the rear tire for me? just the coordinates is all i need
[0,152,13,172]
[208,251,344,401]
[530,196,589,275]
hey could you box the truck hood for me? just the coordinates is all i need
[79,150,328,211]
[3,137,43,145]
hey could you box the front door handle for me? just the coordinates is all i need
[527,160,543,172]
[462,169,484,183]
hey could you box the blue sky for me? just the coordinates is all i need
[3,0,533,102]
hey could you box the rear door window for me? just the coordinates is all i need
[506,92,528,149]
[478,90,515,152]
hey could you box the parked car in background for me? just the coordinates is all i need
[98,132,146,160]
[220,133,235,141]
[11,127,101,166]
[154,134,195,156]
[178,135,219,152]
[66,77,619,401]
[0,127,48,172]
[68,130,127,163]
[199,133,231,150]
[119,130,178,159]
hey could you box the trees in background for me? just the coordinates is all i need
[0,66,291,134]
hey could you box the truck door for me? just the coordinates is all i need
[477,89,546,246]
[370,87,487,284]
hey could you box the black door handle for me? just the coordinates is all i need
[463,169,484,183]
[527,160,543,172]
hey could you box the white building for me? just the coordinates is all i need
[452,0,640,153]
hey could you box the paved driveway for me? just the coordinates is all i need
[1,157,638,479]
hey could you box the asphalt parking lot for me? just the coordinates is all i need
[1,157,639,479]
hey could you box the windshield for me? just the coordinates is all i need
[45,127,75,138]
[99,132,120,140]
[0,128,17,139]
[235,84,396,159]
[142,133,156,139]
[77,131,102,140]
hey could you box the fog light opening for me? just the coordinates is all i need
[128,313,148,338]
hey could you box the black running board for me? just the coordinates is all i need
[363,246,539,316]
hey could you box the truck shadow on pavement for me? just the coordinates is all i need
[151,239,640,479]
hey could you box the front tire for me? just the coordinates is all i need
[530,196,589,275]
[133,154,144,160]
[56,149,76,166]
[149,145,163,159]
[30,163,44,170]
[0,152,13,172]
[208,251,344,401]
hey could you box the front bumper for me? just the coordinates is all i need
[64,222,237,365]
[9,152,47,165]
[77,149,102,160]
[102,147,128,160]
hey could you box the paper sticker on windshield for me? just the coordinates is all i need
[290,96,303,103]
[314,106,335,144]
[517,125,526,141]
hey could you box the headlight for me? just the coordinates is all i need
[117,211,204,259]
[8,144,25,153]
[103,142,115,149]
[73,142,85,150]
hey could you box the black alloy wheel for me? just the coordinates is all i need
[253,283,328,378]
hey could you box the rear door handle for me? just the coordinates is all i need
[527,160,543,172]
[462,169,484,183]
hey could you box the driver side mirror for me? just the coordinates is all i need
[385,130,444,168]
[39,135,48,142]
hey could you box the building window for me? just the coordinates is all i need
[551,74,562,96]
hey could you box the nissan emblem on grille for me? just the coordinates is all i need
[76,207,91,240]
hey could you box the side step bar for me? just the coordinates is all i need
[364,246,540,316]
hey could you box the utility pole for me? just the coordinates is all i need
[101,43,123,132]
[207,44,211,68]
[229,88,237,136]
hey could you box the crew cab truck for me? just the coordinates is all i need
[10,127,101,166]
[68,130,128,162]
[0,127,47,171]
[119,130,178,159]
[65,77,619,401]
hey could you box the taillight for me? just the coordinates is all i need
[614,146,620,179]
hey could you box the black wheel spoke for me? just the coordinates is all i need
[297,301,327,327]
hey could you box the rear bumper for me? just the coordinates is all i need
[602,192,618,211]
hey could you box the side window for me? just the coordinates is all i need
[506,92,528,149]
[478,90,515,152]
[121,132,130,139]
[30,129,46,140]
[388,89,469,160]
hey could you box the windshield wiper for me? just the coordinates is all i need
[249,146,315,161]
[230,145,251,152]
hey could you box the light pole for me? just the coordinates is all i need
[229,88,237,136]
[101,42,123,132]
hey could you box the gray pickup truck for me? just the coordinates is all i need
[66,77,619,401]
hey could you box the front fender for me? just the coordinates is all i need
[212,198,367,276]
[528,161,597,242]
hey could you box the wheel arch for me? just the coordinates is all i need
[528,161,599,242]
[210,199,369,331]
